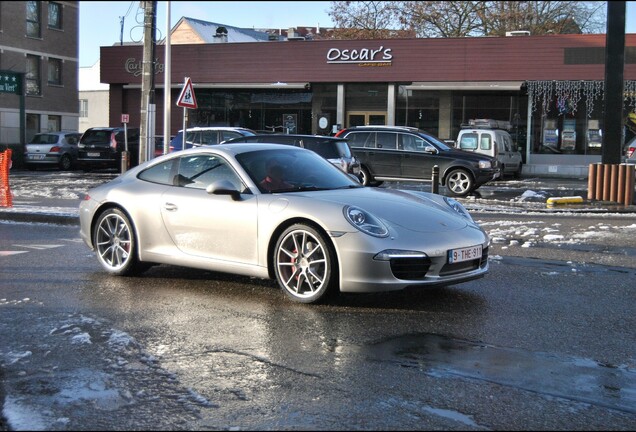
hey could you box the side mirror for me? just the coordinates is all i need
[423,145,437,154]
[206,180,241,201]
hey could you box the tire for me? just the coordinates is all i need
[359,166,373,186]
[359,166,383,187]
[274,224,338,304]
[93,208,147,276]
[513,163,523,179]
[59,154,72,171]
[445,168,474,197]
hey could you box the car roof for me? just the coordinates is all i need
[342,126,423,133]
[229,134,346,140]
[177,126,254,132]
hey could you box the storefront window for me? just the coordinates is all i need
[396,88,440,136]
[311,84,338,135]
[187,89,312,134]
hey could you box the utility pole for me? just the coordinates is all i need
[139,0,157,165]
[602,1,626,165]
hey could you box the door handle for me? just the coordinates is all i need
[164,202,178,211]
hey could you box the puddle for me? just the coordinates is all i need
[363,333,636,415]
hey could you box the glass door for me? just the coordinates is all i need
[347,111,387,127]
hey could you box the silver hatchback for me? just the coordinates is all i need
[24,132,83,171]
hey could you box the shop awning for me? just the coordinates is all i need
[405,81,524,91]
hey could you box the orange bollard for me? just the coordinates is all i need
[625,164,635,206]
[0,149,13,208]
[595,163,604,201]
[587,163,597,201]
[609,164,618,203]
[618,164,627,205]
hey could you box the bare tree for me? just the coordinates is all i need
[327,1,409,39]
[326,1,606,39]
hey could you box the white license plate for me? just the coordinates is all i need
[87,152,100,157]
[32,154,45,160]
[448,245,482,264]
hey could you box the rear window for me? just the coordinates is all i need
[303,140,351,158]
[80,130,112,144]
[30,134,58,144]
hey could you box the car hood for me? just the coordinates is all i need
[291,187,470,233]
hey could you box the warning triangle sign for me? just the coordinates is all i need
[176,77,198,109]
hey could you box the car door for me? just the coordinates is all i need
[160,153,259,264]
[371,131,401,178]
[399,133,437,179]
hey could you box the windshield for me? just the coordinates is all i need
[419,132,453,151]
[303,139,352,159]
[236,148,361,193]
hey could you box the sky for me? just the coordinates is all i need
[79,1,636,68]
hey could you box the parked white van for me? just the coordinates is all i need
[456,119,523,178]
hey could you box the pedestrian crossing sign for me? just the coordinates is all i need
[176,77,197,109]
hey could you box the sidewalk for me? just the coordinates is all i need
[0,174,635,225]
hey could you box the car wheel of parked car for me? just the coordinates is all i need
[445,168,474,197]
[93,208,148,276]
[59,154,72,171]
[513,163,523,179]
[274,223,337,304]
[359,166,383,187]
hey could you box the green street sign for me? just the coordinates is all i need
[0,71,21,94]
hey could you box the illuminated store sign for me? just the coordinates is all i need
[326,46,393,66]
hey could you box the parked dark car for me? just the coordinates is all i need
[77,127,140,172]
[335,126,500,196]
[24,131,82,171]
[169,127,256,152]
[222,134,361,177]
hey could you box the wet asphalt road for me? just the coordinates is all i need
[0,170,635,430]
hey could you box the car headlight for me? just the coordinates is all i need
[343,205,389,238]
[478,160,493,169]
[444,197,474,222]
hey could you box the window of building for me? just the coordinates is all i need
[26,113,40,143]
[26,1,41,38]
[48,115,61,132]
[48,58,62,85]
[48,2,62,29]
[26,55,41,96]
[79,99,88,117]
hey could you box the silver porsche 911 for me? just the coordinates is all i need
[79,143,489,304]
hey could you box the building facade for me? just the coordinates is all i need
[79,60,109,132]
[0,1,79,145]
[100,32,636,177]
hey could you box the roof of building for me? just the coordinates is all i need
[167,17,271,43]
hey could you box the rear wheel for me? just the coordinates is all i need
[274,224,338,304]
[359,166,383,187]
[445,169,474,197]
[93,208,148,276]
[59,154,72,170]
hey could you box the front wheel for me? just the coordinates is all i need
[274,224,338,304]
[93,208,147,276]
[445,169,474,197]
[359,166,383,187]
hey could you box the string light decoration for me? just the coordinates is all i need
[526,80,636,118]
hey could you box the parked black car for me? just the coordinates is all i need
[222,134,361,178]
[335,126,500,196]
[77,127,140,172]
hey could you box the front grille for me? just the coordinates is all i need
[440,247,489,276]
[390,257,432,280]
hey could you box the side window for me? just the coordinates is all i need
[399,134,417,151]
[347,132,373,148]
[201,130,219,145]
[176,154,243,191]
[221,131,241,142]
[376,132,396,149]
[138,159,177,185]
[480,134,492,150]
[502,134,512,152]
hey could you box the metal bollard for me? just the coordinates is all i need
[432,165,439,194]
[120,151,129,174]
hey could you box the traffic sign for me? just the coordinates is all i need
[176,77,197,109]
[121,114,129,123]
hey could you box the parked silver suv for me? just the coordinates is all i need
[456,119,523,179]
